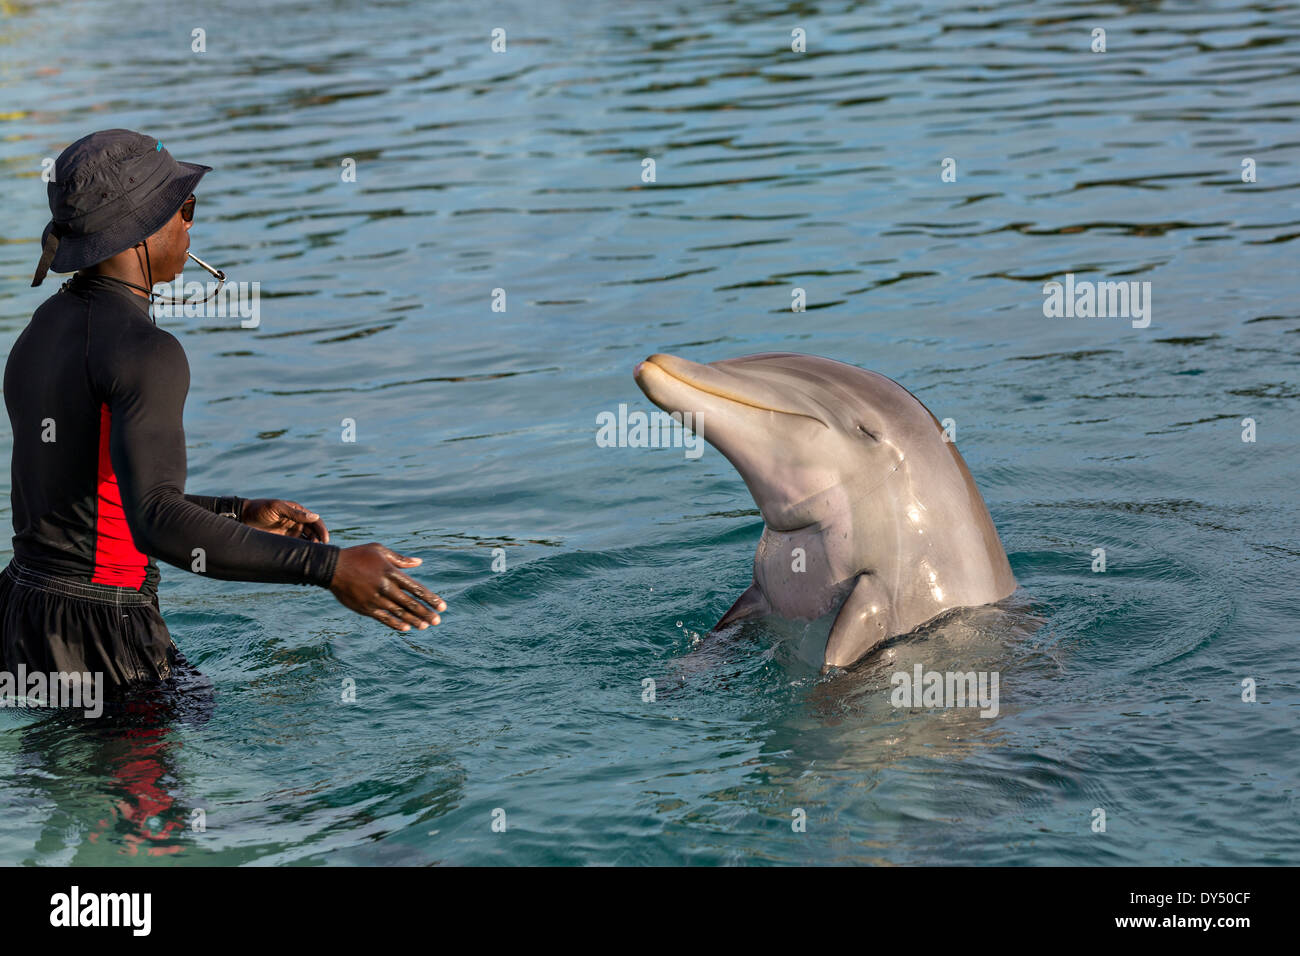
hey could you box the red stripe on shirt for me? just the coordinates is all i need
[91,402,147,587]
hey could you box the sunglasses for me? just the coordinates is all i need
[180,194,196,222]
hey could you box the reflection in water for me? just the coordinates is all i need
[11,661,215,862]
[644,598,1057,863]
[761,599,1044,763]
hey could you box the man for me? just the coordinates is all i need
[1,129,446,698]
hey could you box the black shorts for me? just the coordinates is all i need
[0,556,179,698]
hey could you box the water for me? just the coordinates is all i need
[1,0,1297,865]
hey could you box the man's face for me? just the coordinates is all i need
[143,203,192,282]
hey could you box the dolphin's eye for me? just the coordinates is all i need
[857,424,881,442]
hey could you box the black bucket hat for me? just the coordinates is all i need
[31,128,211,287]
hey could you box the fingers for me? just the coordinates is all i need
[379,574,444,624]
[283,501,329,543]
[377,544,422,568]
[372,593,441,631]
[377,548,445,613]
[328,543,448,633]
[371,607,415,632]
[388,569,447,613]
[299,517,329,543]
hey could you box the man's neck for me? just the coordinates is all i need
[83,265,151,298]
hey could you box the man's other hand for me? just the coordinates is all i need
[242,498,330,543]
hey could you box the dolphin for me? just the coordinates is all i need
[633,352,1017,669]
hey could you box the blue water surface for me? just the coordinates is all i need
[0,0,1296,865]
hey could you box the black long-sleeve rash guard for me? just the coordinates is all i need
[3,271,339,597]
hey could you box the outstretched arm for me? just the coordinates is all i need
[103,329,338,587]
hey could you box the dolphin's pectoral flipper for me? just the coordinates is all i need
[713,584,770,632]
[823,574,892,668]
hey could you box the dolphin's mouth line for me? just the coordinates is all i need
[646,359,829,428]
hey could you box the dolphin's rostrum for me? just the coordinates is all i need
[634,352,1017,669]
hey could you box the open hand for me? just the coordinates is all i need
[328,543,446,631]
